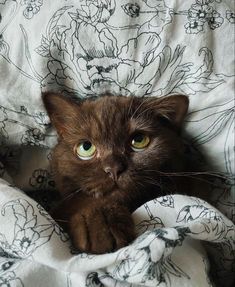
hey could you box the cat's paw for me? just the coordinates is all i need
[69,205,136,254]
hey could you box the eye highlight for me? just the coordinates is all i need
[131,133,150,151]
[75,141,96,160]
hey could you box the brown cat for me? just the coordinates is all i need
[42,92,210,254]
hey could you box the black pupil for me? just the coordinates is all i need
[83,141,92,150]
[134,134,144,143]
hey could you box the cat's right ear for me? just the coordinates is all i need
[42,92,79,137]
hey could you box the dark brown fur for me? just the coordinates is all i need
[42,92,210,254]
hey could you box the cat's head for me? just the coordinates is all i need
[42,92,189,202]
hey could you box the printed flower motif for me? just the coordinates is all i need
[39,13,161,95]
[185,19,204,34]
[70,0,116,23]
[29,169,55,190]
[0,261,14,272]
[188,3,213,22]
[75,22,161,94]
[13,228,40,254]
[22,0,43,19]
[0,263,24,287]
[208,10,224,29]
[226,10,235,24]
[155,195,174,208]
[21,128,45,145]
[186,2,224,33]
[38,6,225,97]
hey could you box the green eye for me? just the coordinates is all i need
[131,133,150,151]
[75,141,96,160]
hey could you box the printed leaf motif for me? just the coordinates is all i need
[1,199,66,257]
[122,3,140,18]
[151,45,225,96]
[46,6,73,40]
[180,48,224,94]
[35,45,50,58]
[176,205,206,223]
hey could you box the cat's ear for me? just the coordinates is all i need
[42,92,79,137]
[149,95,189,127]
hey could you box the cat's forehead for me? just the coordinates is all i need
[82,95,132,120]
[75,96,156,142]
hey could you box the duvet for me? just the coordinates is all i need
[0,1,234,286]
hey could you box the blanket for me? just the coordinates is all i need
[0,0,234,286]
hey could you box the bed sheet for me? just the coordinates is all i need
[0,0,234,286]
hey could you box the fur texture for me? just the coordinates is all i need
[42,92,208,254]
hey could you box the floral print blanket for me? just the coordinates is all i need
[0,0,234,286]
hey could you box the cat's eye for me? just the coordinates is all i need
[75,141,96,160]
[131,133,150,151]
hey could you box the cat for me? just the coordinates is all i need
[42,92,212,254]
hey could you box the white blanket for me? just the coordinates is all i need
[0,0,234,286]
[0,178,234,287]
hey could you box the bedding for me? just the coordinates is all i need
[0,0,234,286]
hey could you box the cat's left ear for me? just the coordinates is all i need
[149,94,189,127]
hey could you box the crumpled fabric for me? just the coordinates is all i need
[0,0,234,286]
[0,178,234,287]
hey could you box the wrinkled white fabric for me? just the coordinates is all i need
[0,0,234,286]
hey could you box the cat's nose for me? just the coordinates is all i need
[103,162,126,181]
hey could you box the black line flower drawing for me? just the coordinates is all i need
[176,204,234,243]
[186,99,234,173]
[12,227,40,255]
[185,19,204,34]
[0,272,24,287]
[136,204,164,234]
[0,257,24,286]
[0,199,67,259]
[22,0,43,20]
[188,3,213,22]
[73,0,116,24]
[226,10,235,24]
[208,10,224,29]
[37,6,162,95]
[133,0,173,36]
[154,195,174,208]
[35,6,225,97]
[110,229,189,285]
[21,128,45,145]
[185,1,224,34]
